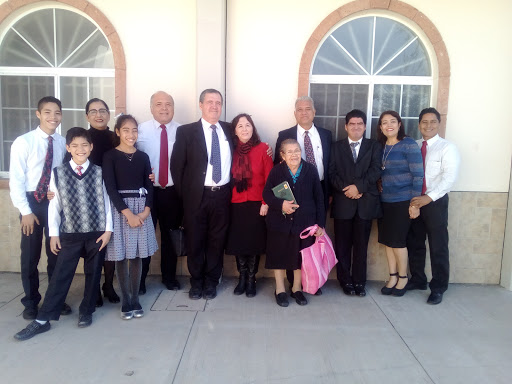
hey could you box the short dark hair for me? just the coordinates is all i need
[66,127,91,145]
[419,107,441,123]
[199,89,223,105]
[345,109,367,125]
[37,96,61,112]
[113,114,138,147]
[230,113,261,146]
[85,98,110,114]
[377,110,405,145]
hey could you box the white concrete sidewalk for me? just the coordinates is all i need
[1,272,511,384]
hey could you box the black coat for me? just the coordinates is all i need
[170,119,233,213]
[329,138,382,220]
[263,161,326,235]
[273,125,332,212]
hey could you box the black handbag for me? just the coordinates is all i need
[170,226,187,256]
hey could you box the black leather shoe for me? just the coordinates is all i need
[103,284,121,303]
[290,291,308,305]
[392,276,408,297]
[354,284,366,297]
[164,279,181,291]
[96,293,103,308]
[61,303,72,316]
[314,288,322,296]
[405,281,428,291]
[381,273,398,295]
[275,291,289,307]
[78,314,92,328]
[203,286,217,300]
[342,283,356,296]
[22,307,38,320]
[139,280,147,295]
[14,320,50,341]
[427,292,443,305]
[189,287,202,300]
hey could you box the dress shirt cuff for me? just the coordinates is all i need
[19,203,32,216]
[48,227,60,237]
[427,191,444,202]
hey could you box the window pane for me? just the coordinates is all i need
[313,116,337,140]
[310,84,338,116]
[313,37,367,75]
[90,77,115,111]
[370,118,380,141]
[378,40,431,76]
[63,31,113,68]
[1,77,29,108]
[3,141,12,171]
[402,118,421,140]
[61,77,87,109]
[29,77,55,107]
[56,9,97,67]
[0,30,49,67]
[401,85,431,118]
[372,84,401,115]
[62,110,88,137]
[2,109,31,141]
[339,85,368,115]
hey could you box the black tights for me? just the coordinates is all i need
[115,258,142,311]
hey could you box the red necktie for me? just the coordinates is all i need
[76,165,83,176]
[159,124,168,187]
[34,136,53,202]
[421,140,427,195]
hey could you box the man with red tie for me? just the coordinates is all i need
[407,107,460,305]
[137,91,183,293]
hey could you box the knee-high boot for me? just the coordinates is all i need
[233,255,248,295]
[246,255,258,298]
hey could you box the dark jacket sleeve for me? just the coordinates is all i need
[142,152,154,208]
[328,142,347,193]
[170,125,187,197]
[273,133,284,165]
[262,166,284,211]
[312,166,326,228]
[102,150,128,213]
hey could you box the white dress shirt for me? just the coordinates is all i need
[48,159,113,237]
[348,137,363,159]
[9,126,66,215]
[297,124,324,180]
[417,134,460,202]
[201,118,232,186]
[137,119,181,187]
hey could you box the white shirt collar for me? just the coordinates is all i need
[201,118,220,130]
[424,134,440,146]
[297,123,317,136]
[35,126,57,139]
[348,137,363,146]
[153,119,170,129]
[69,159,90,172]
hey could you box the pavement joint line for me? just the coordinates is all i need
[368,286,436,384]
[171,310,198,384]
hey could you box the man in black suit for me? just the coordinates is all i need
[170,89,233,300]
[274,96,332,294]
[329,109,382,296]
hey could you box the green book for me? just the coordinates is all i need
[272,182,296,214]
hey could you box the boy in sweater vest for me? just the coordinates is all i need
[14,127,113,340]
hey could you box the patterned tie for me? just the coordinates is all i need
[159,124,168,187]
[34,135,53,202]
[210,125,221,183]
[350,142,359,163]
[421,140,427,195]
[304,131,317,167]
[76,165,83,176]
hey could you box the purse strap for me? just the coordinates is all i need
[299,224,319,239]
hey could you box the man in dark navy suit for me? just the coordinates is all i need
[329,109,382,297]
[274,96,332,294]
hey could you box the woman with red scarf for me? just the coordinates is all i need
[226,113,273,297]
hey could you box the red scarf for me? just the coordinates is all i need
[232,141,253,192]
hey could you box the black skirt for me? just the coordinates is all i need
[225,201,266,255]
[265,229,315,270]
[378,200,412,248]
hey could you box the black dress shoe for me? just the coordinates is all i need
[103,284,121,303]
[78,314,92,328]
[354,284,366,297]
[189,287,202,300]
[203,286,217,300]
[139,280,147,295]
[96,287,103,307]
[392,276,408,297]
[274,291,289,307]
[314,288,322,296]
[14,320,50,341]
[22,307,38,320]
[290,291,308,306]
[405,281,428,291]
[61,303,72,316]
[164,280,181,291]
[427,292,443,305]
[342,283,356,296]
[381,273,398,295]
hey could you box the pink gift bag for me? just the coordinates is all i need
[299,225,338,294]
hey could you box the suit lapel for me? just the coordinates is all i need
[341,139,354,163]
[356,138,370,163]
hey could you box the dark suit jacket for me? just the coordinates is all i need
[263,161,326,234]
[329,137,382,220]
[273,125,332,211]
[170,119,233,213]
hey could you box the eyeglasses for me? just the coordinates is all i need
[88,109,109,116]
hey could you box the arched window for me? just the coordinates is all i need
[0,8,115,174]
[310,15,433,141]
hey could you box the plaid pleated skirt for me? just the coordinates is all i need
[106,192,158,261]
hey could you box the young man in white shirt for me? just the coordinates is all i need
[407,107,460,305]
[9,96,71,320]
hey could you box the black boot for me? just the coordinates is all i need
[246,255,258,298]
[233,255,248,295]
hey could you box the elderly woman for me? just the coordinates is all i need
[262,139,325,307]
[226,113,273,297]
[377,110,423,296]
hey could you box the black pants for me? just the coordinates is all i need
[185,186,230,289]
[142,186,183,283]
[20,194,58,309]
[407,194,450,294]
[334,214,372,286]
[38,235,103,321]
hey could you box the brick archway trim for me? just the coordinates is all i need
[0,0,126,115]
[298,0,450,135]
